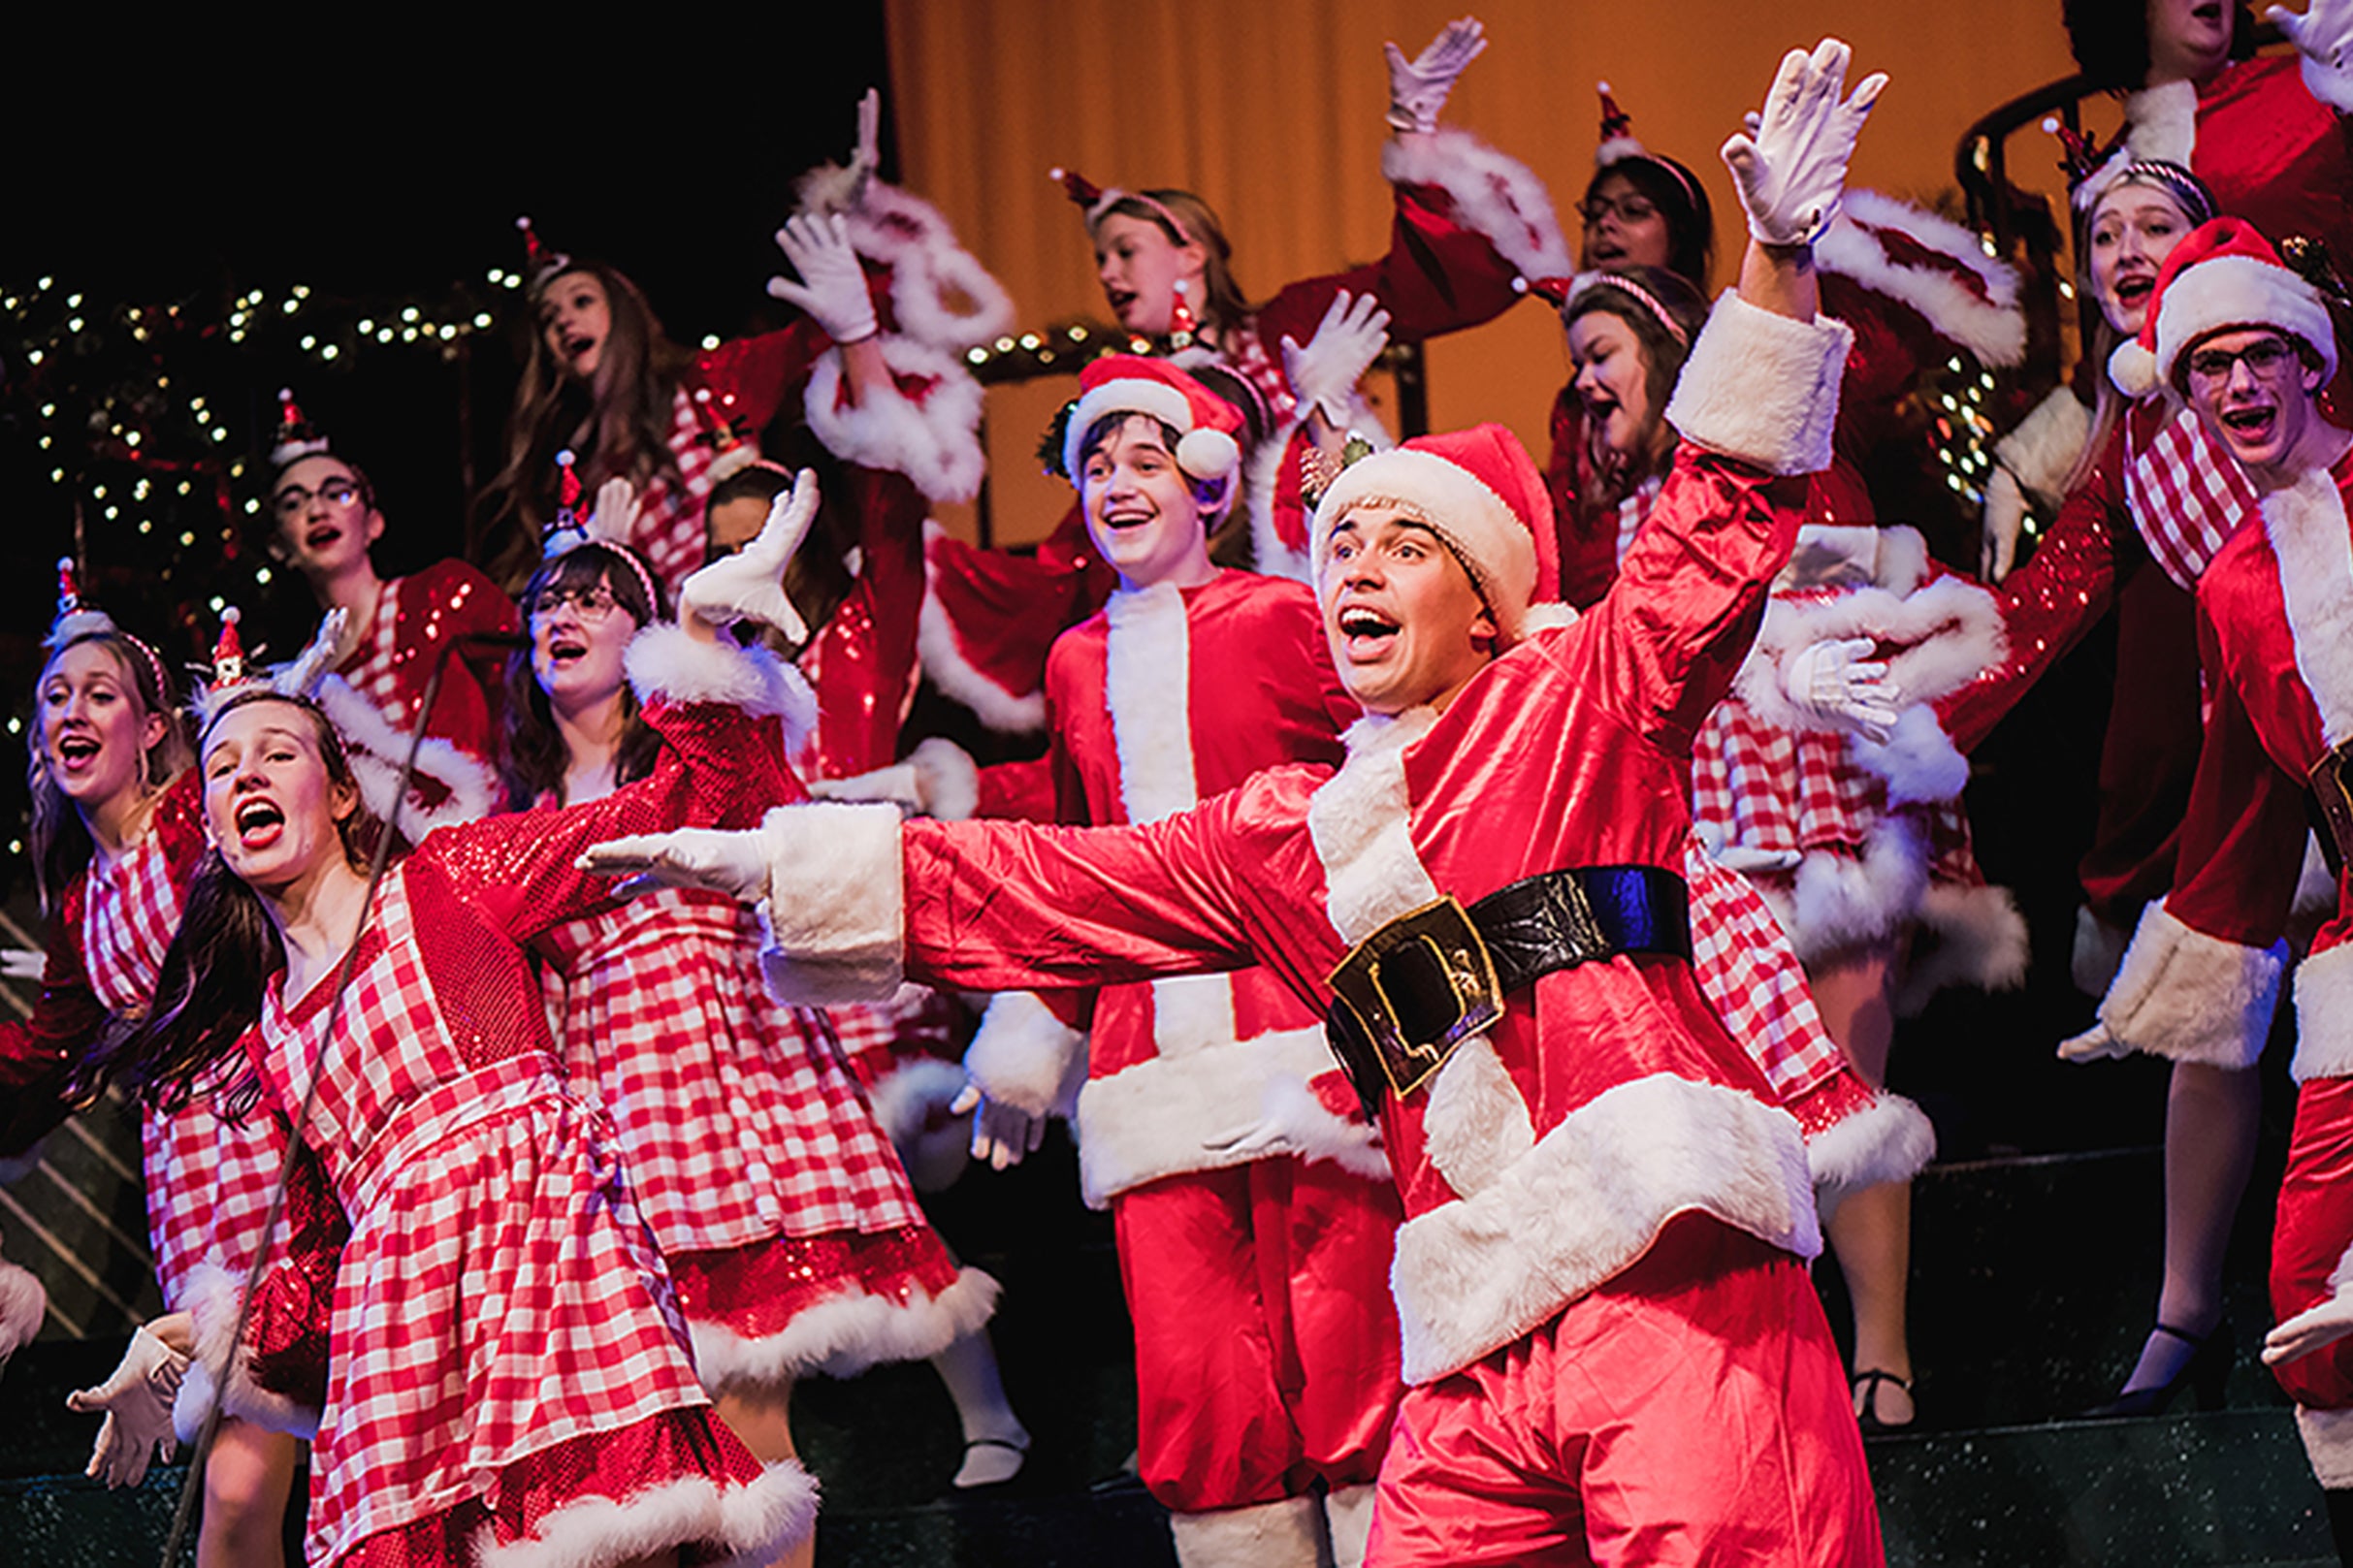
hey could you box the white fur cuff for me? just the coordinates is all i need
[963,990,1087,1119]
[2100,904,2286,1070]
[626,624,813,727]
[1378,126,1574,282]
[1664,292,1854,476]
[1074,1027,1341,1206]
[1806,1091,1937,1212]
[1994,387,2094,502]
[756,803,906,1006]
[2294,942,2353,1083]
[803,338,987,503]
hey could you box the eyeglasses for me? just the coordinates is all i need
[273,478,364,520]
[2185,336,2298,387]
[528,585,624,622]
[1579,194,1660,227]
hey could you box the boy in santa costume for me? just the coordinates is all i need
[2053,214,2353,1559]
[588,39,1886,1565]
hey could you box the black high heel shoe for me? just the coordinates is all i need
[1852,1368,1916,1434]
[2080,1322,2232,1419]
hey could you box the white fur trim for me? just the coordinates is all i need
[1380,126,1575,283]
[906,736,980,822]
[865,1055,969,1158]
[1806,1091,1936,1201]
[918,522,1049,733]
[2073,904,2130,997]
[688,1267,998,1389]
[177,1260,319,1442]
[2268,473,2353,750]
[1995,387,2095,501]
[757,803,906,1005]
[804,338,987,502]
[2151,255,2338,391]
[2294,942,2353,1082]
[0,1256,43,1360]
[1522,603,1582,636]
[2122,80,2199,167]
[1246,1071,1391,1181]
[2300,1405,2353,1489]
[1066,378,1200,476]
[1074,1026,1338,1206]
[624,622,814,738]
[1306,710,1443,943]
[1738,564,2007,732]
[2298,833,2339,918]
[1853,705,1973,807]
[2099,903,2286,1069]
[965,990,1088,1118]
[1389,1072,1818,1384]
[1422,1037,1535,1198]
[1105,582,1199,824]
[1758,820,1930,964]
[476,1453,821,1568]
[1245,415,1316,584]
[1817,189,2026,368]
[1896,880,2031,1013]
[313,674,500,843]
[1664,293,1855,477]
[1309,449,1538,638]
[1324,1483,1375,1568]
[1169,1494,1327,1568]
[796,167,1018,352]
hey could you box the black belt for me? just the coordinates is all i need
[1323,865,1691,1116]
[2311,743,2353,881]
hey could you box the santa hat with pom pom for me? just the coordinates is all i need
[2109,216,2337,399]
[269,387,333,470]
[1308,423,1576,648]
[1058,355,1243,503]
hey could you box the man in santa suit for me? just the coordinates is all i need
[2058,215,2353,1560]
[587,41,1887,1565]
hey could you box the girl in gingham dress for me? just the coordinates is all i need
[0,584,304,1567]
[87,601,820,1568]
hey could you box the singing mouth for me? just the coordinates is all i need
[305,524,341,551]
[234,797,286,848]
[2219,403,2278,441]
[1337,604,1401,657]
[55,735,98,768]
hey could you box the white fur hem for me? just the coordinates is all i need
[1169,1494,1327,1568]
[1664,293,1854,477]
[177,1261,321,1442]
[796,168,1018,352]
[1074,1027,1344,1207]
[964,990,1087,1118]
[918,523,1050,733]
[1806,1091,1936,1204]
[477,1454,821,1568]
[2294,942,2353,1082]
[625,624,814,741]
[1896,880,2031,1013]
[1817,189,2025,368]
[314,674,500,843]
[1756,822,1929,965]
[2301,1405,2353,1489]
[1389,1073,1818,1384]
[804,337,987,502]
[688,1267,998,1389]
[2099,904,2286,1070]
[1994,387,2093,501]
[865,1055,969,1156]
[1737,568,2007,731]
[757,803,906,1005]
[1379,126,1574,283]
[1246,1071,1391,1182]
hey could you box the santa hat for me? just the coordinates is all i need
[1059,355,1243,492]
[1595,82,1646,167]
[540,450,661,612]
[1307,423,1575,647]
[2110,216,2337,398]
[45,556,172,698]
[515,214,574,291]
[269,387,333,470]
[1049,165,1194,245]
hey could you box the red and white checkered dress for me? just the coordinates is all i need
[629,389,732,605]
[2125,400,2257,592]
[330,560,517,778]
[1681,837,1845,1104]
[235,698,799,1568]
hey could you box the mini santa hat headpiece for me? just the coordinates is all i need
[1058,354,1243,495]
[1309,423,1575,649]
[1049,165,1194,246]
[516,214,575,290]
[539,449,661,610]
[2109,216,2337,398]
[2047,117,2214,221]
[269,387,333,470]
[690,386,761,485]
[45,556,173,698]
[1595,82,1646,167]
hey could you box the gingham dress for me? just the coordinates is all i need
[238,701,787,1568]
[330,560,516,778]
[75,775,284,1308]
[628,388,729,604]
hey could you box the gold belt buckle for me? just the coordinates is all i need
[2313,746,2353,872]
[1325,896,1504,1101]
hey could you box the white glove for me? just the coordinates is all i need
[806,762,923,814]
[768,212,880,345]
[949,1082,1049,1171]
[1785,636,1899,742]
[588,475,641,548]
[1385,16,1487,133]
[1981,465,2028,584]
[1713,844,1805,876]
[68,1325,187,1488]
[0,947,45,980]
[677,468,821,642]
[1281,291,1392,428]
[2272,1,2353,110]
[2267,1287,2353,1367]
[1721,38,1887,247]
[577,825,774,904]
[2056,1019,2131,1063]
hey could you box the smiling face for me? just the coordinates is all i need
[1092,213,1205,336]
[1567,308,1662,468]
[529,563,642,716]
[1079,415,1215,591]
[2182,328,2328,484]
[271,455,384,580]
[201,698,357,896]
[2145,0,2235,83]
[1320,506,1497,715]
[539,269,613,382]
[38,641,165,813]
[2087,183,2195,337]
[1580,171,1672,273]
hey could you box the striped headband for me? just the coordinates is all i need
[1565,272,1691,345]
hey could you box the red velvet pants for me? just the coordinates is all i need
[2273,1076,2353,1414]
[1113,1155,1404,1513]
[1366,1214,1883,1567]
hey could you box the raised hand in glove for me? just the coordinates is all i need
[768,212,880,346]
[677,468,820,642]
[1784,636,1899,742]
[2272,1,2353,111]
[1385,16,1488,133]
[1721,38,1886,247]
[588,476,641,547]
[1281,290,1392,429]
[68,1323,187,1488]
[578,825,774,905]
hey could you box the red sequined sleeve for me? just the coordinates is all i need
[241,1134,345,1424]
